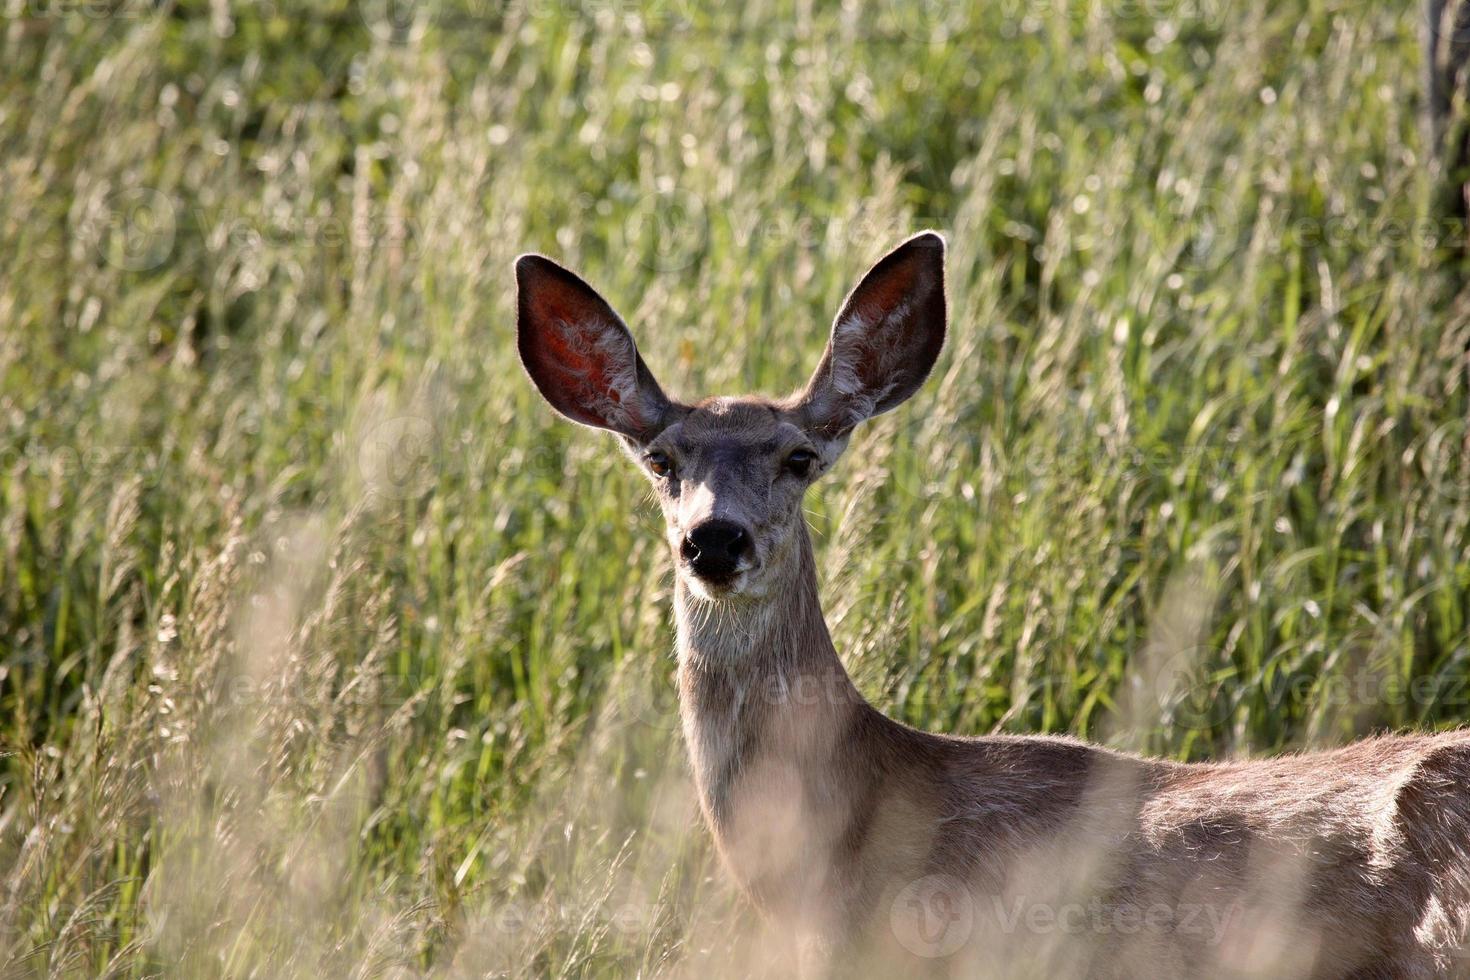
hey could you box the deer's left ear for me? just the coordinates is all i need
[793,232,946,439]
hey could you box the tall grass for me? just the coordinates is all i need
[2,0,1468,975]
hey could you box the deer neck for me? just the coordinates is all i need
[673,522,873,900]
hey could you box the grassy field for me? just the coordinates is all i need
[3,0,1470,975]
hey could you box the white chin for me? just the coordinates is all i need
[685,571,753,601]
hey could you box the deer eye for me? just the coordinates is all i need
[645,452,674,479]
[785,449,816,477]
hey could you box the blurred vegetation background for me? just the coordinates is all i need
[3,0,1470,975]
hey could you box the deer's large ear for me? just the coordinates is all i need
[516,254,673,444]
[793,232,946,439]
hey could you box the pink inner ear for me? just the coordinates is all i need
[843,258,923,381]
[857,258,919,318]
[526,289,639,428]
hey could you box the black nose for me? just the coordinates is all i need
[681,520,750,581]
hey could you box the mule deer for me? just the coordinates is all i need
[515,233,1470,978]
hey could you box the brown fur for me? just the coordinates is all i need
[674,500,1470,977]
[515,236,1470,977]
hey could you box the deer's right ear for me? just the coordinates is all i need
[516,254,673,444]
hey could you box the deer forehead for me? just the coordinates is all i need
[659,399,805,457]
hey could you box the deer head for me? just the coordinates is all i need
[515,233,946,603]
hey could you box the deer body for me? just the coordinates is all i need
[674,492,1470,978]
[515,234,1470,977]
